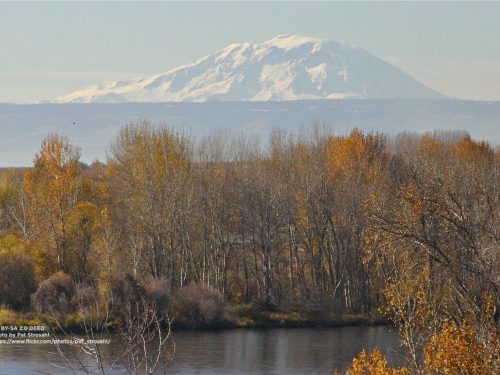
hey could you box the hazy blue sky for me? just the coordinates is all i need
[2,2,500,103]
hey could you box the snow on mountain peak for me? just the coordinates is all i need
[264,34,323,49]
[53,35,444,103]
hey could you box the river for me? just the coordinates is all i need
[0,326,402,374]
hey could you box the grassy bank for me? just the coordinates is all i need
[224,305,388,330]
[0,306,40,327]
[0,305,388,332]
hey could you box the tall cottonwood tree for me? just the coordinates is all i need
[106,122,193,285]
[24,134,82,276]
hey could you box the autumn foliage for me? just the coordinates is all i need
[339,349,409,375]
[0,123,498,369]
[424,322,499,375]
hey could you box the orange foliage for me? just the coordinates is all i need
[453,135,492,162]
[324,129,387,182]
[339,349,409,375]
[424,322,499,375]
[22,134,82,275]
[110,123,189,181]
[418,135,446,156]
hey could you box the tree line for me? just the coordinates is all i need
[0,121,498,373]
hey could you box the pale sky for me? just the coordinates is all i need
[2,1,500,103]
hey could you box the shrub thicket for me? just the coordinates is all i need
[171,283,225,328]
[0,251,36,310]
[31,271,74,316]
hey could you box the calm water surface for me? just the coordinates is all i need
[0,326,402,374]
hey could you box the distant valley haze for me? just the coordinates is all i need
[2,99,500,168]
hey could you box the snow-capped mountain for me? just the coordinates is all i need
[53,34,444,103]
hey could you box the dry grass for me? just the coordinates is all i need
[0,305,40,326]
[0,305,17,325]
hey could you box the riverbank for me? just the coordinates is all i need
[0,306,40,327]
[222,305,387,330]
[0,305,388,332]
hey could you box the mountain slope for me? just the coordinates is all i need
[53,34,444,103]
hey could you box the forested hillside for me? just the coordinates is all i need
[0,122,498,373]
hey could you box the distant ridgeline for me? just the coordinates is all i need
[1,99,500,167]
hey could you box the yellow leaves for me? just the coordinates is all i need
[325,129,364,178]
[395,184,424,223]
[0,169,21,189]
[107,124,192,230]
[0,234,25,256]
[21,134,85,274]
[294,143,311,164]
[25,134,81,209]
[398,183,439,223]
[342,322,499,375]
[324,129,387,183]
[0,235,48,281]
[343,349,409,375]
[0,170,23,217]
[382,267,433,329]
[424,322,498,375]
[419,133,493,167]
[0,235,41,272]
[99,206,111,221]
[32,133,81,182]
[68,201,99,234]
[453,135,493,163]
[419,135,446,157]
[115,124,191,182]
[479,293,496,328]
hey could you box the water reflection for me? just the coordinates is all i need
[0,326,402,374]
[170,327,402,374]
